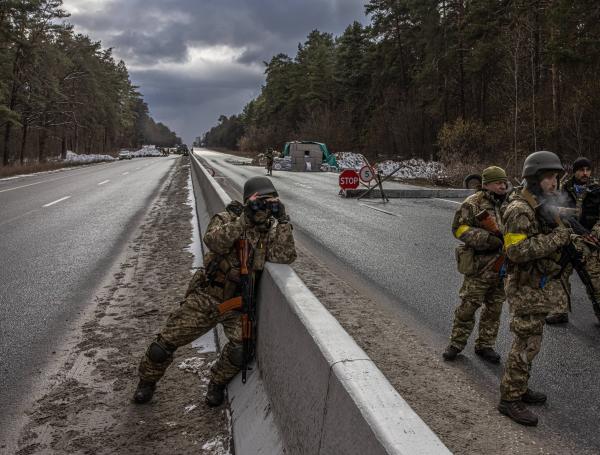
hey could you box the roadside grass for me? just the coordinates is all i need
[0,160,110,179]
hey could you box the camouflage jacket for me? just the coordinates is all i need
[502,188,571,286]
[562,176,600,231]
[452,190,505,272]
[188,201,296,301]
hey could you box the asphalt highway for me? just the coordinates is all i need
[0,156,177,434]
[195,148,600,452]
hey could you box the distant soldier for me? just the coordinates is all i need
[498,151,572,426]
[265,148,274,176]
[443,166,508,363]
[133,176,297,406]
[547,156,600,324]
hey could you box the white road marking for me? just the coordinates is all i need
[435,198,461,205]
[98,179,110,186]
[0,181,46,193]
[135,167,140,170]
[122,172,129,175]
[358,203,398,216]
[43,196,71,207]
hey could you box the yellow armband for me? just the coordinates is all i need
[454,224,470,239]
[504,233,527,248]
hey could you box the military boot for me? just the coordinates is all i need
[521,388,547,405]
[206,381,226,407]
[545,313,568,324]
[442,345,461,361]
[498,400,538,426]
[133,380,156,404]
[474,346,501,364]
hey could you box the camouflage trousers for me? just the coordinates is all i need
[138,289,242,385]
[449,272,505,350]
[500,278,565,401]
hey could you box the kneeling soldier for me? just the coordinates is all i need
[443,166,508,363]
[133,176,297,406]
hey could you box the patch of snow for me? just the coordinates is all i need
[165,421,178,427]
[335,152,447,180]
[201,436,230,455]
[131,145,162,157]
[65,150,115,163]
[178,356,206,374]
[184,404,198,414]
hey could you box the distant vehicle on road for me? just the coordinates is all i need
[118,150,133,160]
[177,144,189,156]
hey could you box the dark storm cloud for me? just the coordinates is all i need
[64,0,367,142]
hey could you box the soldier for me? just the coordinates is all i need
[133,176,297,406]
[547,156,600,324]
[498,151,572,426]
[443,166,508,363]
[265,148,274,176]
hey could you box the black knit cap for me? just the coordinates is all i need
[573,157,592,172]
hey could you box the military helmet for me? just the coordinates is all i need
[521,151,564,179]
[243,176,278,201]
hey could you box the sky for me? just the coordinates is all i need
[61,0,369,145]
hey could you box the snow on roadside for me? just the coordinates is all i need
[335,152,447,180]
[65,150,115,163]
[201,436,231,455]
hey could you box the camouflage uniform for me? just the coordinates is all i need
[138,202,297,385]
[549,177,600,316]
[449,190,506,351]
[265,149,274,175]
[500,188,571,401]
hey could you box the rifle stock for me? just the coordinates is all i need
[475,210,505,274]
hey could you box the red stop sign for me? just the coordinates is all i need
[339,169,360,189]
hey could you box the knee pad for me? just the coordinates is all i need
[228,344,244,368]
[147,340,175,363]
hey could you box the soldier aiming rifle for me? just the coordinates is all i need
[133,176,296,407]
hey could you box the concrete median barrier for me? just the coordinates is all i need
[344,188,474,198]
[189,153,452,455]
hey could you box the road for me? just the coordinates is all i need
[0,156,177,435]
[194,148,600,452]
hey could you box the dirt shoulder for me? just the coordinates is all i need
[9,158,231,455]
[291,249,585,455]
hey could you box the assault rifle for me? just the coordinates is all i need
[475,210,506,274]
[531,193,600,320]
[215,234,256,383]
[237,235,255,383]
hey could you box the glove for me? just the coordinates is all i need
[486,235,503,251]
[271,200,290,224]
[272,200,288,222]
[552,226,572,248]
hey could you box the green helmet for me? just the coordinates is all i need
[521,151,564,179]
[243,176,278,202]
